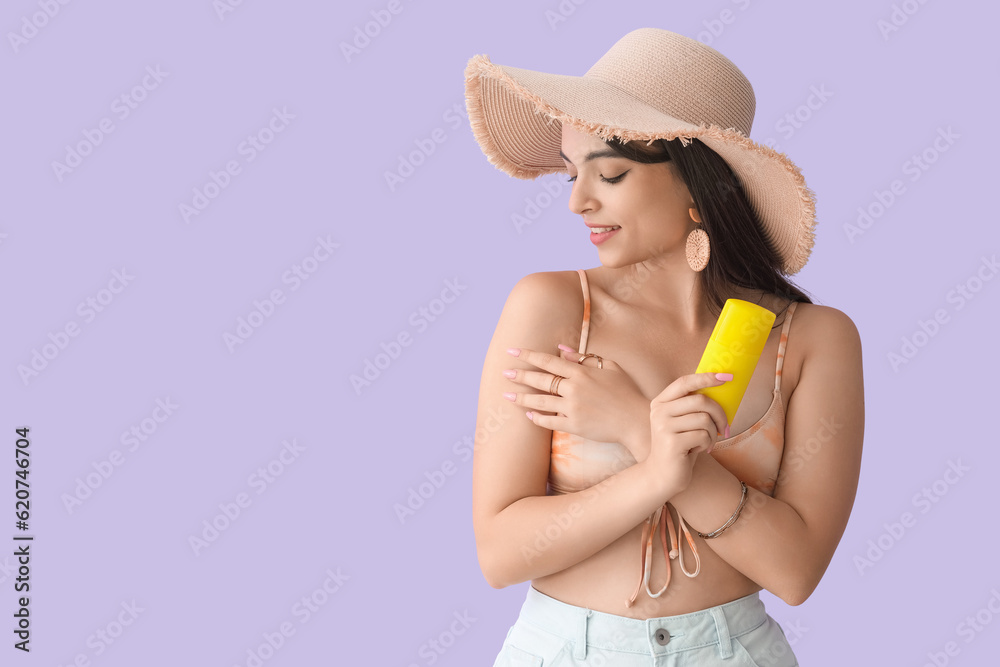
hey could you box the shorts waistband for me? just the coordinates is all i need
[520,585,769,660]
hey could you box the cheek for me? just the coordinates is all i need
[630,175,681,210]
[626,188,686,230]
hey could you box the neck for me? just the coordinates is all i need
[604,254,763,334]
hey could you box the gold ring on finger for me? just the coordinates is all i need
[579,353,604,369]
[549,374,564,395]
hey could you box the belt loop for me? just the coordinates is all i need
[710,606,733,659]
[573,608,591,660]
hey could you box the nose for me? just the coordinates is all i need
[567,177,597,216]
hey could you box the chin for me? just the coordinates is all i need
[595,246,638,268]
[596,257,634,271]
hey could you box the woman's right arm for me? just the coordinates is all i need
[472,272,673,589]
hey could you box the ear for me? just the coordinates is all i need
[688,206,702,223]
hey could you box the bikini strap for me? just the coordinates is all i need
[773,301,799,393]
[575,269,591,354]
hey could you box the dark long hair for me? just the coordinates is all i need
[605,136,813,321]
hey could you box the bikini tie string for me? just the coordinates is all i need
[625,502,701,609]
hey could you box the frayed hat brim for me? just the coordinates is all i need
[464,53,817,275]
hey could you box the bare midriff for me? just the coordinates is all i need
[531,493,765,619]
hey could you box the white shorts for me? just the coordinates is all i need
[492,585,797,666]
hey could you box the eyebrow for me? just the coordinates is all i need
[558,148,623,165]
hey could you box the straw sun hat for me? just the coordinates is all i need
[464,27,817,275]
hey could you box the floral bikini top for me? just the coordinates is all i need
[547,269,797,609]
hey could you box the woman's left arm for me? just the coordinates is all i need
[667,306,865,606]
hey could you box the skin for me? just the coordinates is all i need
[470,124,865,618]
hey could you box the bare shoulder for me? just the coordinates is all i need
[499,269,589,350]
[789,302,863,352]
[506,269,585,312]
[783,302,864,397]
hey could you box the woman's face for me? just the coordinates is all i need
[559,124,696,268]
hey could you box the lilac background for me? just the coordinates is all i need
[3,1,998,665]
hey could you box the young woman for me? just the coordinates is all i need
[466,28,864,666]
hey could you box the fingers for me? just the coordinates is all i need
[657,393,729,439]
[523,409,562,430]
[556,343,580,358]
[649,373,731,446]
[654,428,714,461]
[557,343,621,371]
[501,386,561,414]
[652,371,732,405]
[501,367,574,396]
[506,347,581,377]
[655,413,719,451]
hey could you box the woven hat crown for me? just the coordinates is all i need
[585,28,756,137]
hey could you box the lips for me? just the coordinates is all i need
[588,226,621,246]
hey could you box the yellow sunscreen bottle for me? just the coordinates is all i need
[694,299,777,430]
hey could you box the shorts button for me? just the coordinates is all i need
[654,628,670,645]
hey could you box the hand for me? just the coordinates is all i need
[646,372,731,496]
[502,344,649,458]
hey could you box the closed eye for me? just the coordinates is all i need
[565,171,629,184]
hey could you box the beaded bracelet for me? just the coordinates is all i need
[696,480,748,539]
